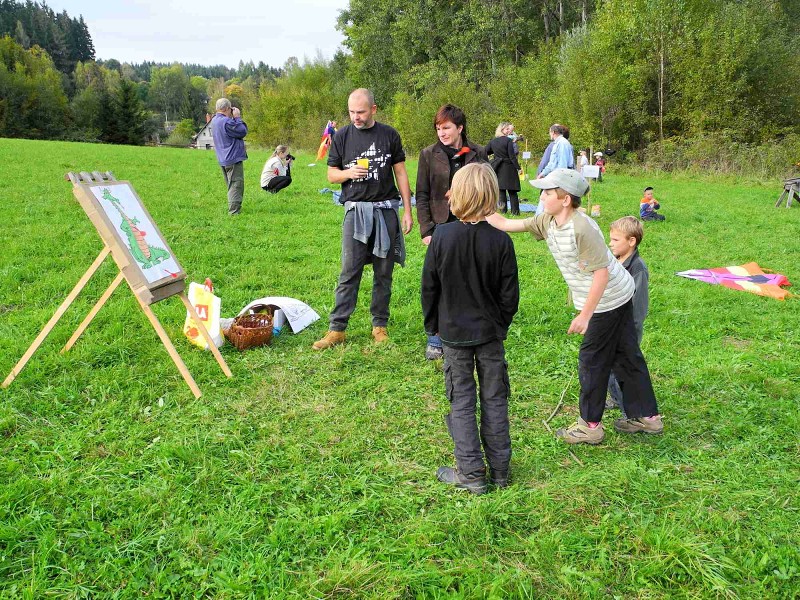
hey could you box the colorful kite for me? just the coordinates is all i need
[316,120,337,161]
[677,262,793,300]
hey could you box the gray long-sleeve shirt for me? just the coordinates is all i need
[622,248,649,343]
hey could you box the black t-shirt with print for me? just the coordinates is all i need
[328,121,406,203]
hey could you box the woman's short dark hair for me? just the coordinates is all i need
[434,104,468,142]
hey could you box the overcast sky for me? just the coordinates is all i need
[48,0,348,69]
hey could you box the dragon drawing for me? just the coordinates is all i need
[101,188,171,269]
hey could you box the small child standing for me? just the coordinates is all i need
[606,217,650,415]
[421,163,520,494]
[640,186,665,221]
[487,168,663,444]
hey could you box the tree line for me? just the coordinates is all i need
[248,0,799,176]
[1,0,798,176]
[0,2,282,145]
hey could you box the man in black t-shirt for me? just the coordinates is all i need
[313,88,414,350]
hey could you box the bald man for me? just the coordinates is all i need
[313,88,414,350]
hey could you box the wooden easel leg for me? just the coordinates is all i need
[61,272,125,354]
[2,247,111,389]
[178,293,232,378]
[132,291,202,399]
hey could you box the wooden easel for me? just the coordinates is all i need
[2,171,231,399]
[775,177,800,208]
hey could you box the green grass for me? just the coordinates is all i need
[0,137,798,598]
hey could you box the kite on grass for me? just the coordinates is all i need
[316,120,337,161]
[677,262,793,300]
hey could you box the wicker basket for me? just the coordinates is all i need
[224,312,274,350]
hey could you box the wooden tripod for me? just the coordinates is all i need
[2,171,232,399]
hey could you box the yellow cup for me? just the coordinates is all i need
[356,158,369,169]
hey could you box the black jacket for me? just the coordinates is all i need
[421,221,519,346]
[485,136,521,191]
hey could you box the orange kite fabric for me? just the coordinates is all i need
[677,262,793,300]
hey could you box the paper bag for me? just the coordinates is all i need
[183,278,223,349]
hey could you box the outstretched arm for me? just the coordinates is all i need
[486,211,528,233]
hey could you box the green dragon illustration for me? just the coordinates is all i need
[101,188,171,269]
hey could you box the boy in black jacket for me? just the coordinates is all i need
[421,163,520,494]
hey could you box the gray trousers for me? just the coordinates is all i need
[329,208,398,331]
[221,162,244,214]
[443,340,511,478]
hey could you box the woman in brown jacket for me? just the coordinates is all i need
[416,104,487,359]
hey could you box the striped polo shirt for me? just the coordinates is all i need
[523,211,634,312]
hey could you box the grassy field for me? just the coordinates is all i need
[0,137,798,598]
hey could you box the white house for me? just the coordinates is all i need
[193,121,214,150]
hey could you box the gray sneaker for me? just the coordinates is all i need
[425,344,444,360]
[614,415,664,435]
[436,466,487,495]
[555,418,605,445]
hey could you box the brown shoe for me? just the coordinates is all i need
[372,326,389,344]
[555,418,605,445]
[614,415,664,435]
[312,330,346,350]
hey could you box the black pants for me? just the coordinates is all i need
[442,340,511,478]
[329,208,398,331]
[499,190,519,215]
[263,165,292,194]
[263,175,292,193]
[579,300,659,423]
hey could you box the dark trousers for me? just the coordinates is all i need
[263,175,292,193]
[579,300,659,423]
[221,162,244,214]
[329,208,398,331]
[443,340,511,478]
[499,190,519,215]
[263,164,292,194]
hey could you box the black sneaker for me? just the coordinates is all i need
[489,469,509,488]
[436,466,487,495]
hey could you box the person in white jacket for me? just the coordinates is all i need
[260,145,293,194]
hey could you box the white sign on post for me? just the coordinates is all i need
[582,165,600,179]
[522,151,532,160]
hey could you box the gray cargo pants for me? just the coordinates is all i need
[442,340,511,478]
[221,161,244,214]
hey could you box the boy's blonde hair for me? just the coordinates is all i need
[610,216,644,247]
[450,163,499,221]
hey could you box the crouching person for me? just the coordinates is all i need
[421,163,520,494]
[260,145,293,194]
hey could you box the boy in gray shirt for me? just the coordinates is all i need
[606,217,649,416]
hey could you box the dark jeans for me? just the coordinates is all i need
[221,162,244,214]
[579,300,659,423]
[329,208,398,331]
[499,190,519,215]
[443,340,511,478]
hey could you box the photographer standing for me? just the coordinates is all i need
[260,145,294,194]
[211,97,248,215]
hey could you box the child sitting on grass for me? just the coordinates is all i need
[606,217,650,415]
[640,186,665,221]
[487,168,663,444]
[421,163,519,494]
